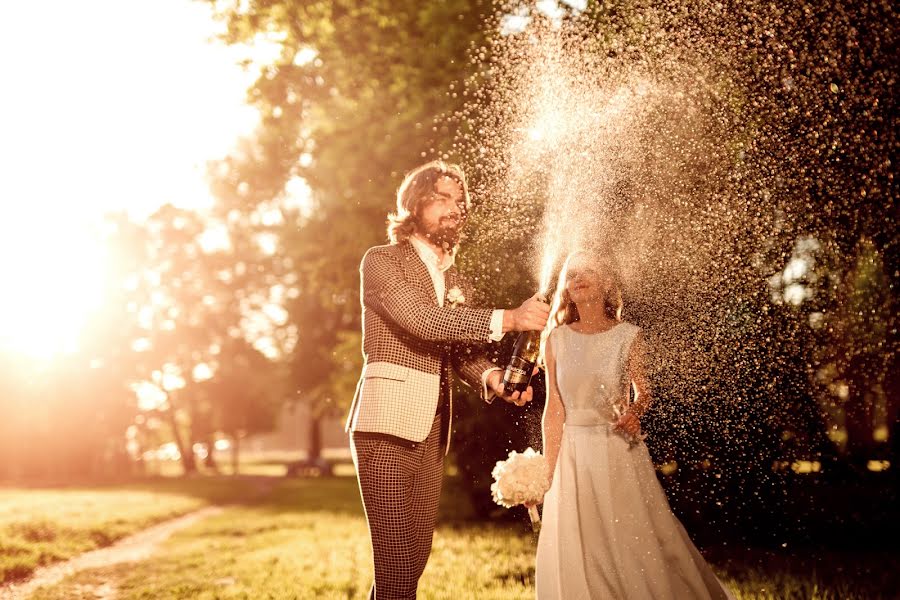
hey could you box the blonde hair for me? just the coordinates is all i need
[387,160,472,244]
[540,250,624,363]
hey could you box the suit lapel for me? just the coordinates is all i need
[445,267,456,304]
[447,266,471,305]
[401,240,439,306]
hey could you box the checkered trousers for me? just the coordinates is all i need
[345,240,498,447]
[352,413,444,600]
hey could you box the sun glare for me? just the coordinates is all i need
[0,225,107,359]
[0,0,260,359]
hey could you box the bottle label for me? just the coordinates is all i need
[504,357,533,384]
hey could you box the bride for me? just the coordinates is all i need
[535,250,734,599]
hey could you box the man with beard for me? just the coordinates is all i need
[346,160,549,599]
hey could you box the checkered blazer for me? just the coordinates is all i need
[345,240,498,451]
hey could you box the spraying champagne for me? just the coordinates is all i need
[502,294,548,396]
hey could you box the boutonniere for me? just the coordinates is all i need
[447,286,466,307]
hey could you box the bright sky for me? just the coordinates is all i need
[0,0,261,357]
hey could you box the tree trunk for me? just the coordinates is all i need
[165,392,196,475]
[204,435,219,473]
[308,414,323,462]
[231,434,240,475]
[844,382,875,466]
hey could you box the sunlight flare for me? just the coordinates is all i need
[0,0,259,359]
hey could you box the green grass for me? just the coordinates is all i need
[26,478,536,600]
[0,476,269,584]
[11,476,900,599]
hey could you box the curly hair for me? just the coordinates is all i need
[387,160,472,244]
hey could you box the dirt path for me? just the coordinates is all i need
[0,475,281,600]
[0,505,224,600]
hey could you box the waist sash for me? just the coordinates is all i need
[565,408,614,427]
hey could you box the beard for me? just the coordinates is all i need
[420,218,462,249]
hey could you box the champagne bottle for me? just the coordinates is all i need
[502,330,542,396]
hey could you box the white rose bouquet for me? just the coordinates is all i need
[490,447,550,533]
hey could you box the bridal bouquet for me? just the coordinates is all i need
[490,447,550,533]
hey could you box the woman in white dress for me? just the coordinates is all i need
[535,250,733,600]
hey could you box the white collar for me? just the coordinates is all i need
[410,234,456,272]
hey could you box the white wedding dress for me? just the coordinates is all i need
[535,322,733,600]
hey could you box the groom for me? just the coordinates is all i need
[346,160,549,599]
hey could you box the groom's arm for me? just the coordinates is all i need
[448,275,502,402]
[451,343,501,401]
[361,247,495,343]
[450,276,529,405]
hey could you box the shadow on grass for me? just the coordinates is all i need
[254,476,363,516]
[0,475,270,505]
[250,474,507,521]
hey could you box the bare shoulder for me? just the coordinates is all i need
[621,322,646,360]
[545,326,564,358]
[620,321,642,337]
[619,321,644,354]
[547,325,564,344]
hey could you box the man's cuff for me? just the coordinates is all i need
[481,367,503,404]
[489,310,505,342]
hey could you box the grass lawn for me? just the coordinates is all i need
[0,476,269,585]
[14,476,899,599]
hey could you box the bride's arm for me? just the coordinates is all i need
[626,331,652,418]
[542,335,565,489]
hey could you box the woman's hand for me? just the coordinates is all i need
[614,411,641,437]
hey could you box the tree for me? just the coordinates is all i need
[198,0,896,526]
[200,337,285,473]
[127,203,288,474]
[202,0,494,462]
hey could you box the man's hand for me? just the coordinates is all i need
[487,368,538,407]
[503,294,551,333]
